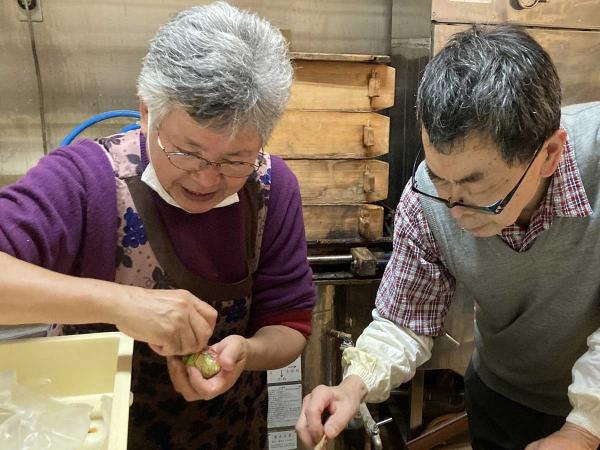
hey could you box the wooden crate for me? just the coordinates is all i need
[303,204,384,242]
[266,111,389,159]
[276,53,393,241]
[287,159,389,204]
[289,58,395,111]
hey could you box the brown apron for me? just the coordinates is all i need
[65,131,273,450]
[125,178,268,450]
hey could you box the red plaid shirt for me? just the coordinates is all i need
[375,137,593,336]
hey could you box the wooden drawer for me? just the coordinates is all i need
[431,0,600,30]
[289,60,395,111]
[266,111,389,158]
[286,159,389,204]
[433,24,600,105]
[303,204,384,241]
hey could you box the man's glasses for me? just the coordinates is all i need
[411,144,543,215]
[156,132,259,178]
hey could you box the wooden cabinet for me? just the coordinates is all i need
[432,24,600,105]
[274,53,395,242]
[431,0,600,30]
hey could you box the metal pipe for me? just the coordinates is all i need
[359,403,384,450]
[308,254,353,265]
[308,252,392,266]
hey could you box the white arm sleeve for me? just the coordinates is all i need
[342,309,433,403]
[566,327,600,439]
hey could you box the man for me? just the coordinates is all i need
[297,25,600,450]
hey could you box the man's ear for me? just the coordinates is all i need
[540,128,566,178]
[139,101,149,136]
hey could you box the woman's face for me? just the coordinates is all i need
[141,107,262,214]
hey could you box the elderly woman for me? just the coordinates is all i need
[0,2,315,448]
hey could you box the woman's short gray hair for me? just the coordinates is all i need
[137,1,292,144]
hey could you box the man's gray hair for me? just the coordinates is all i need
[138,1,292,143]
[416,25,561,165]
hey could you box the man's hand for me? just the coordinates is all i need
[295,375,367,447]
[525,422,600,450]
[167,335,248,401]
[113,286,217,356]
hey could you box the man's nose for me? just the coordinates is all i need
[448,186,467,219]
[449,204,466,220]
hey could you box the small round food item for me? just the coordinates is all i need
[183,349,221,379]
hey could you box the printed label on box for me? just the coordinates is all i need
[267,356,302,384]
[267,384,302,428]
[268,430,297,450]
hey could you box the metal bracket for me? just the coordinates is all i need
[17,0,43,22]
[350,247,377,277]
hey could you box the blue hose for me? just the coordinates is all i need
[60,110,141,147]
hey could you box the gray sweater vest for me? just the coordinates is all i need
[415,102,600,416]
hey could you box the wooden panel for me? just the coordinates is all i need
[287,160,389,204]
[289,61,395,111]
[431,0,600,30]
[267,111,389,158]
[290,52,391,64]
[301,284,335,395]
[303,204,384,241]
[432,24,600,105]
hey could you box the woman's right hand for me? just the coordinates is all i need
[113,286,217,356]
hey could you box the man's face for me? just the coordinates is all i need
[421,129,548,237]
[141,107,262,214]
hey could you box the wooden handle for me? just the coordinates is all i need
[314,435,328,450]
[368,70,381,98]
[363,124,375,148]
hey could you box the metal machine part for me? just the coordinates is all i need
[328,329,398,450]
[357,402,395,450]
[308,248,391,277]
[516,0,548,9]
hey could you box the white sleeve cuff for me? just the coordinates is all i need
[340,309,433,403]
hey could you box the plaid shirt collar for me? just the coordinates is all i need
[500,133,592,250]
[541,133,592,219]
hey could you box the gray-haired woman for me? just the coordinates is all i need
[0,2,315,448]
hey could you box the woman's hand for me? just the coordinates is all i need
[113,285,217,356]
[167,335,248,401]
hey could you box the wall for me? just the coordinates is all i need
[0,0,391,179]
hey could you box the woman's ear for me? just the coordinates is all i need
[139,101,149,136]
[540,128,567,178]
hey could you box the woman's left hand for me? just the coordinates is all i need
[166,334,248,401]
